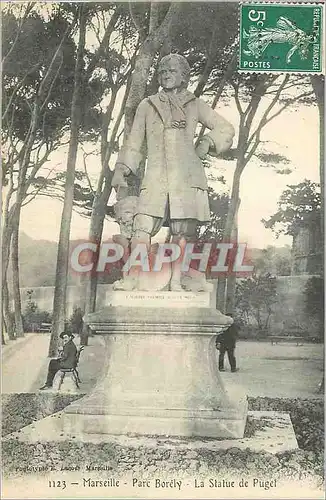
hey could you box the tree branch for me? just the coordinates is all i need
[149,2,160,34]
[2,2,36,67]
[40,54,63,111]
[245,75,290,164]
[81,148,96,194]
[2,62,41,122]
[85,7,121,79]
[232,81,244,116]
[22,164,57,206]
[247,75,291,148]
[194,26,219,98]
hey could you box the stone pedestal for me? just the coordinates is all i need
[63,292,248,439]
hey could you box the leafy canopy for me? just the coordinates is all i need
[262,179,321,237]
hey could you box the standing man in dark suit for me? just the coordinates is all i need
[216,314,239,373]
[40,331,77,390]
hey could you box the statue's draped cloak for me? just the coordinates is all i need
[118,90,234,222]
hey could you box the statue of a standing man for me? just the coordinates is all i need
[112,54,235,291]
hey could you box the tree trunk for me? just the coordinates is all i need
[49,5,87,357]
[196,50,237,146]
[310,75,324,276]
[123,2,181,137]
[11,219,24,337]
[80,73,133,344]
[2,279,15,340]
[216,78,265,312]
[194,25,219,98]
[225,200,240,314]
[2,207,15,302]
[216,169,242,311]
[2,23,72,345]
[80,174,113,346]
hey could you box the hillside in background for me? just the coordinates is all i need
[8,232,59,288]
[7,233,292,289]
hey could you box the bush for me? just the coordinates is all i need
[69,306,84,335]
[22,289,52,332]
[22,309,52,333]
[235,274,277,336]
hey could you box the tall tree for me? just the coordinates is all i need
[310,75,324,276]
[2,4,76,337]
[74,5,139,344]
[49,4,87,356]
[214,74,314,312]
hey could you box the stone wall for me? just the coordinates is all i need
[19,285,111,317]
[291,217,322,275]
[268,275,321,337]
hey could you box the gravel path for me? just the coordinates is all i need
[1,336,323,397]
[2,334,108,394]
[2,334,49,393]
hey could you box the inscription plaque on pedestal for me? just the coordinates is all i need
[106,290,211,308]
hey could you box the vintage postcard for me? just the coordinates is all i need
[1,0,325,499]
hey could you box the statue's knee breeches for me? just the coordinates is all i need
[133,213,164,239]
[170,219,198,240]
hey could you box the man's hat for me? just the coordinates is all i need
[59,331,74,339]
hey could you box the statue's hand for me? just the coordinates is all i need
[112,163,130,190]
[195,136,214,159]
[112,170,128,190]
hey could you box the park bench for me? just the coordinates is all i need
[270,336,305,346]
[38,322,52,333]
[57,345,84,390]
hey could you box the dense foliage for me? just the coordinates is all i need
[235,274,278,334]
[22,290,52,332]
[262,180,321,237]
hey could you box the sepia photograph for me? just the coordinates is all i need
[1,1,325,499]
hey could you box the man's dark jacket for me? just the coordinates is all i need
[217,323,238,349]
[59,340,77,369]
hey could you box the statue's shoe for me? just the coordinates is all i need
[113,277,137,291]
[169,281,184,292]
[182,274,214,293]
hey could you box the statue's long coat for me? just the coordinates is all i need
[118,90,234,222]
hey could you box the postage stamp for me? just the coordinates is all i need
[239,2,324,72]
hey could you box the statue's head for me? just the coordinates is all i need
[158,54,191,91]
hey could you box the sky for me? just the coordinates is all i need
[18,86,320,250]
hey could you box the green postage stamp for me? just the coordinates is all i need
[239,2,324,73]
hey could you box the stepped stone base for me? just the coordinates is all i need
[4,411,298,456]
[63,295,248,439]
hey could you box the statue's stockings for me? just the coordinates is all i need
[131,214,197,290]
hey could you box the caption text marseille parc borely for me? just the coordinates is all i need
[79,476,277,491]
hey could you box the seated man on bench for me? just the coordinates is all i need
[40,331,77,390]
